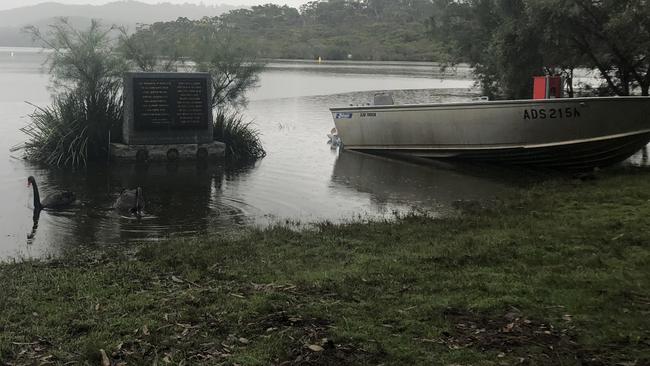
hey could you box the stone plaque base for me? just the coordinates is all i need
[110,141,225,163]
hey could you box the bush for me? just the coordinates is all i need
[21,90,122,167]
[213,110,266,165]
[20,19,125,167]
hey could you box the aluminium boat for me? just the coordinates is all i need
[330,96,650,169]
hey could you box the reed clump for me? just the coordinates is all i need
[21,89,122,167]
[214,110,266,164]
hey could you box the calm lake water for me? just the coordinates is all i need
[0,48,644,260]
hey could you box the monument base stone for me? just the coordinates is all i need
[110,141,226,163]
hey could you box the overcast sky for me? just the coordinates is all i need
[0,0,311,11]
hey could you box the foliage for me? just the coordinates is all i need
[1,169,650,364]
[21,18,125,167]
[119,18,264,110]
[189,21,264,109]
[213,110,266,164]
[24,19,125,97]
[431,0,552,99]
[21,90,122,167]
[430,0,650,98]
[126,1,441,62]
[117,25,183,72]
[531,0,650,96]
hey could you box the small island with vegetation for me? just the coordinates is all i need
[1,0,649,365]
[17,17,266,168]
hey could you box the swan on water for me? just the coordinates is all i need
[114,187,145,216]
[27,176,75,210]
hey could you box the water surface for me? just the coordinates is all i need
[0,49,603,260]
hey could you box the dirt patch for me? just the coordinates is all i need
[437,308,639,366]
[255,311,381,366]
[2,337,57,366]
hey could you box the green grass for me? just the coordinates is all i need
[1,169,649,365]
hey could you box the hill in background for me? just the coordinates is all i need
[0,1,237,46]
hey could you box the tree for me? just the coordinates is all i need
[118,22,187,72]
[189,20,264,109]
[119,17,264,109]
[531,0,650,96]
[21,18,125,166]
[431,0,544,99]
[430,0,650,98]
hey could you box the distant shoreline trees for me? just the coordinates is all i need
[126,0,650,101]
[126,0,440,62]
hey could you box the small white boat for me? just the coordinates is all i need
[330,95,650,169]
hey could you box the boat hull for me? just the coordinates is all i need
[330,97,650,168]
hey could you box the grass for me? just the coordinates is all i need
[214,110,266,165]
[0,168,649,365]
[19,90,122,168]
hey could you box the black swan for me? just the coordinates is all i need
[27,176,76,210]
[114,187,145,216]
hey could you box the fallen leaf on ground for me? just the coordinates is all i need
[308,345,324,352]
[100,349,110,366]
[171,276,184,283]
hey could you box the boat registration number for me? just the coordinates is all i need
[360,112,376,117]
[524,107,581,120]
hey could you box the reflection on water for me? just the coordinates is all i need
[26,208,40,243]
[331,151,513,215]
[2,48,648,260]
[7,162,250,259]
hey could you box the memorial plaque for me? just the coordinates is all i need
[133,78,209,130]
[123,72,213,145]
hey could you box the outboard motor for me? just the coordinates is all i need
[373,93,394,106]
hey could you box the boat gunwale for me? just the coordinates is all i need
[341,129,650,151]
[329,96,650,112]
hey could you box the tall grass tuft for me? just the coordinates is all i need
[20,90,122,167]
[213,110,266,164]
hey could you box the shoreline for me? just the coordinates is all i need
[1,167,649,365]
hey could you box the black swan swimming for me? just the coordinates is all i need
[114,187,145,216]
[27,176,76,210]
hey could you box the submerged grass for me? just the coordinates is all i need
[1,169,649,365]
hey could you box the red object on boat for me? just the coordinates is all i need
[533,76,562,99]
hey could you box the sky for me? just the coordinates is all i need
[0,0,311,11]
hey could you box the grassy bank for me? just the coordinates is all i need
[1,169,649,365]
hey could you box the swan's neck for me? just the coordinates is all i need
[31,181,42,210]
